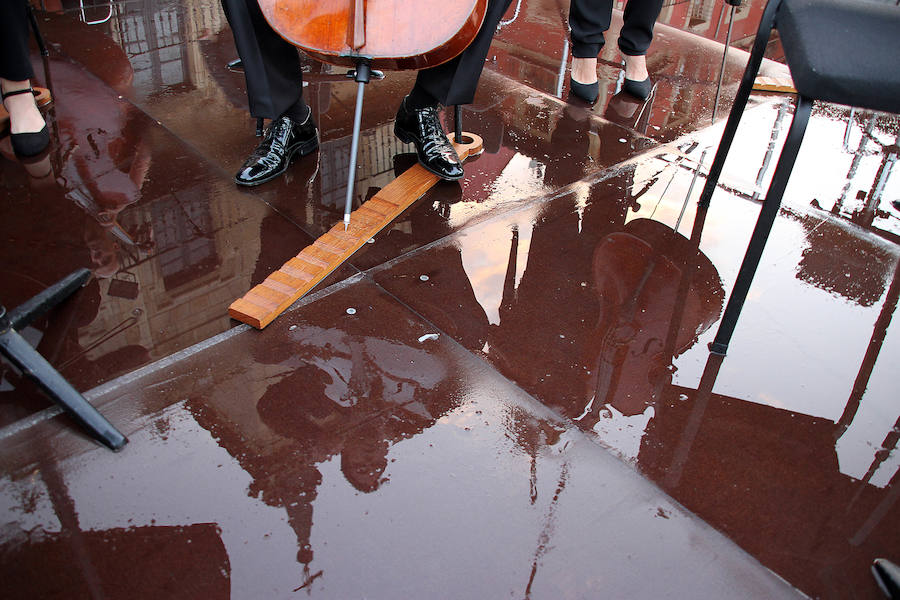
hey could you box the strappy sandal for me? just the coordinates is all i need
[1,86,50,157]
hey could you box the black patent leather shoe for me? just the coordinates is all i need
[234,112,318,186]
[393,98,463,181]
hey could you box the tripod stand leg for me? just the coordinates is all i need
[2,268,127,451]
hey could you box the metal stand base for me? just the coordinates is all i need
[0,269,128,451]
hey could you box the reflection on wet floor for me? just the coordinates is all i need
[1,0,899,598]
[0,281,802,598]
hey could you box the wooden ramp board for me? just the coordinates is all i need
[753,76,796,94]
[229,132,484,329]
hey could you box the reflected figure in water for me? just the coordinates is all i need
[189,313,467,575]
[480,171,723,445]
[583,219,723,421]
[0,38,154,409]
[604,89,651,131]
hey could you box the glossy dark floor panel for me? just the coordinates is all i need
[372,157,724,421]
[0,52,356,426]
[3,1,900,598]
[0,278,801,599]
[373,101,900,597]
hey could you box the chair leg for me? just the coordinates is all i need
[709,95,814,355]
[698,0,783,210]
[9,268,91,330]
[0,268,128,451]
[0,324,128,451]
[27,2,49,57]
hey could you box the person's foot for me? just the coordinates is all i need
[622,55,653,100]
[571,57,598,85]
[394,97,463,181]
[622,55,652,100]
[623,55,648,82]
[1,80,45,134]
[234,110,318,186]
[1,78,49,157]
[569,57,600,103]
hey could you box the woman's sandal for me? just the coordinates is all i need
[1,87,50,157]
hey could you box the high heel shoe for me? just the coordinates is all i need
[2,87,50,158]
[569,76,600,104]
[622,76,652,100]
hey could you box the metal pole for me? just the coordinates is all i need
[676,148,708,232]
[712,0,741,123]
[714,2,726,38]
[556,39,570,98]
[344,62,371,230]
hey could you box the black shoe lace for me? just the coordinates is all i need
[417,107,456,159]
[253,117,293,159]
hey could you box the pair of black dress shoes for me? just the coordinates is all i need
[234,98,463,186]
[569,75,652,104]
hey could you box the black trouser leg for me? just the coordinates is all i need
[569,0,614,58]
[568,0,663,58]
[619,0,665,56]
[413,0,515,106]
[0,0,34,81]
[220,0,304,119]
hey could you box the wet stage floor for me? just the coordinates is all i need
[2,0,899,598]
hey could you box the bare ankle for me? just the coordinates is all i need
[623,55,648,81]
[571,57,598,85]
[2,80,46,135]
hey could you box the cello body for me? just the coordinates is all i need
[256,0,489,70]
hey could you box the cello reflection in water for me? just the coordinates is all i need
[579,219,723,434]
[221,0,513,186]
[465,151,722,453]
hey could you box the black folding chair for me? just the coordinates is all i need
[697,0,900,355]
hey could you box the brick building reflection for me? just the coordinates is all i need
[1,449,230,598]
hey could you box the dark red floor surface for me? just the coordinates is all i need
[1,1,898,598]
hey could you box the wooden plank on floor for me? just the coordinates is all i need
[753,76,796,94]
[229,133,484,329]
